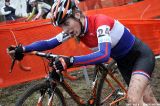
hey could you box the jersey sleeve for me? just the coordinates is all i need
[35,4,43,19]
[97,25,111,43]
[73,25,112,66]
[24,32,71,52]
[1,6,11,15]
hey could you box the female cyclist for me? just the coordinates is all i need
[8,0,158,105]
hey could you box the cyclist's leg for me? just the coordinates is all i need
[116,57,145,105]
[127,41,157,105]
[128,74,158,105]
[143,84,158,104]
[116,37,158,105]
[127,74,148,105]
[116,52,137,86]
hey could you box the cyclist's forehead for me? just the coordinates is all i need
[59,18,72,27]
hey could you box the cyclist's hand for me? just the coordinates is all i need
[7,45,24,61]
[32,17,39,21]
[53,56,74,72]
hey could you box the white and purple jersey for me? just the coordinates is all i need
[24,14,135,66]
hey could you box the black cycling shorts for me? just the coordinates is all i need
[115,37,155,85]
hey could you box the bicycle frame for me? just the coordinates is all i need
[101,67,127,105]
[45,63,127,106]
[10,51,127,106]
[45,68,98,105]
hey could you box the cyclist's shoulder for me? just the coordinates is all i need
[91,14,114,20]
[37,2,51,8]
[88,14,115,29]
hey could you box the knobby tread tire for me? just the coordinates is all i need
[96,69,108,106]
[15,81,66,106]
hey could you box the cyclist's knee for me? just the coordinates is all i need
[127,88,143,105]
[143,85,158,103]
[127,74,148,105]
[127,94,142,105]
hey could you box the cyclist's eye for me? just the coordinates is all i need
[64,21,69,26]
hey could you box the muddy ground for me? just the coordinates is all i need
[0,59,160,106]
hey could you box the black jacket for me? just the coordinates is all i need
[3,5,17,20]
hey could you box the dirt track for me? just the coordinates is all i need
[0,59,160,106]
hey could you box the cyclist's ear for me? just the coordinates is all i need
[74,12,81,20]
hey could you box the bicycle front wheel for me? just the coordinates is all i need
[96,67,110,106]
[15,81,66,106]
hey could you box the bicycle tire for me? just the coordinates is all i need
[96,61,118,106]
[15,81,66,106]
[96,66,108,106]
[96,61,126,106]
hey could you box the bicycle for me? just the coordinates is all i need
[9,51,127,106]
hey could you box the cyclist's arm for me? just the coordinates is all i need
[23,32,71,52]
[1,6,11,15]
[26,7,36,21]
[73,25,111,66]
[33,5,43,20]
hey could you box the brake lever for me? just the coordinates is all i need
[10,58,16,73]
[59,72,64,82]
[56,70,64,82]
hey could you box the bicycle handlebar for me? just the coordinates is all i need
[31,51,58,59]
[9,50,79,81]
[9,51,59,73]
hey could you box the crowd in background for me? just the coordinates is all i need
[0,0,143,22]
[1,0,17,21]
[25,0,52,21]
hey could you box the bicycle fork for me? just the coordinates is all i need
[87,70,98,106]
[36,80,58,106]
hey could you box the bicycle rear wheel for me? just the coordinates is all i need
[15,81,66,106]
[96,62,127,106]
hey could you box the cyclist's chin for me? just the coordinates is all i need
[74,32,80,37]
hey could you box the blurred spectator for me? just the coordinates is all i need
[1,0,17,21]
[79,0,102,11]
[26,0,51,21]
[133,0,143,2]
[45,0,54,5]
[26,0,38,21]
[85,0,102,10]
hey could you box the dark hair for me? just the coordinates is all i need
[5,0,10,2]
[72,8,85,18]
[26,0,38,13]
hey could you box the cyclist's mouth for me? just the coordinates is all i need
[70,31,76,37]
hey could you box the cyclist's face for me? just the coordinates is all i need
[60,17,81,37]
[30,2,36,7]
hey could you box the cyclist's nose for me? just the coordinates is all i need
[64,29,73,35]
[63,29,69,34]
[62,27,68,33]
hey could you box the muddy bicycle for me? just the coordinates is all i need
[10,51,127,106]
